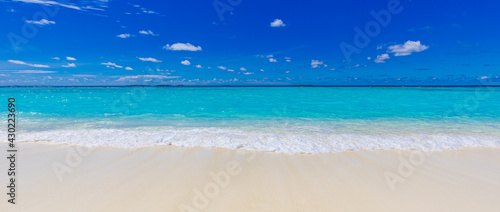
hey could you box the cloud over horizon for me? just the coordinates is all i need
[388,41,429,56]
[164,43,202,51]
[8,60,50,68]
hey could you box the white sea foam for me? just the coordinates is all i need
[4,126,500,154]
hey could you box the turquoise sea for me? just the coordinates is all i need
[1,87,499,153]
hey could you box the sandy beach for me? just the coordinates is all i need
[1,143,499,211]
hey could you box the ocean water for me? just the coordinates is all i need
[1,87,499,153]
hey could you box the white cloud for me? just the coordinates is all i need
[227,69,234,72]
[217,66,227,70]
[181,60,191,65]
[195,64,202,68]
[270,19,286,27]
[66,56,76,61]
[73,74,96,78]
[139,57,162,63]
[269,58,277,63]
[116,34,131,38]
[101,62,123,68]
[260,69,264,72]
[62,63,76,68]
[243,72,254,75]
[139,30,158,36]
[480,76,489,79]
[286,59,291,62]
[141,8,158,14]
[52,57,60,60]
[240,67,247,71]
[164,43,202,51]
[367,57,371,60]
[8,60,49,68]
[2,70,56,74]
[388,40,429,56]
[13,0,82,11]
[125,67,133,70]
[115,75,180,81]
[311,60,324,68]
[374,54,390,63]
[25,19,55,25]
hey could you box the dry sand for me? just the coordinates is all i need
[1,143,499,211]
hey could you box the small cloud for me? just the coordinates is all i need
[269,58,277,63]
[141,8,158,14]
[101,62,123,68]
[62,63,76,68]
[181,60,191,65]
[25,19,55,25]
[139,30,158,36]
[270,19,286,27]
[66,56,76,61]
[164,43,202,51]
[139,57,162,63]
[73,74,96,78]
[116,34,132,38]
[243,72,254,75]
[227,69,234,72]
[260,69,264,72]
[115,75,180,82]
[374,54,390,63]
[217,66,227,70]
[480,76,489,80]
[388,40,429,56]
[125,67,133,70]
[367,57,371,60]
[52,57,60,60]
[8,60,49,68]
[7,70,56,74]
[14,0,82,10]
[240,67,247,71]
[311,60,324,68]
[195,64,202,68]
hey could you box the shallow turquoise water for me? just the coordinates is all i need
[1,87,499,153]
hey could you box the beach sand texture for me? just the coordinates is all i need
[1,143,499,212]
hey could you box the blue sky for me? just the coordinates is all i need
[0,0,499,86]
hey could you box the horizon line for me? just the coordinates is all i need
[1,85,499,88]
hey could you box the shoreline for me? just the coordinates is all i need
[2,143,500,211]
[11,140,500,155]
[2,85,500,88]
